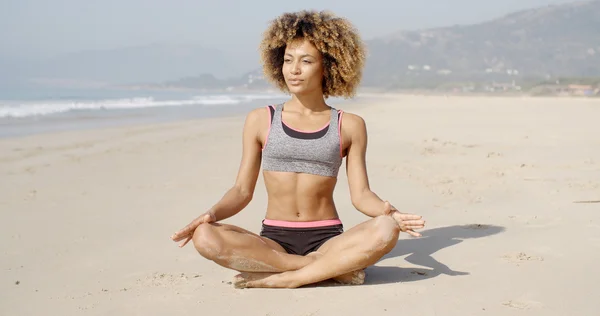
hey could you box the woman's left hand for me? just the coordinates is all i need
[382,201,425,237]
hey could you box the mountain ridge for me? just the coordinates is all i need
[145,0,600,93]
[362,0,600,87]
[6,1,600,93]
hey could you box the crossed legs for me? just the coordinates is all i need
[192,215,400,289]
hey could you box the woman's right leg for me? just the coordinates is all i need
[192,222,313,272]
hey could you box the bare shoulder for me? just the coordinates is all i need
[243,106,271,132]
[246,106,269,124]
[244,106,272,145]
[340,111,367,137]
[339,111,367,157]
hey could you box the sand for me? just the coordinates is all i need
[1,94,599,315]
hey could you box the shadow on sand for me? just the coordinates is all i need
[362,224,506,285]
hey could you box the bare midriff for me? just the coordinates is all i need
[263,170,340,222]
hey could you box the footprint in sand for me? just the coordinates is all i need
[574,200,600,204]
[23,190,37,201]
[501,252,544,263]
[502,299,544,310]
[508,215,562,228]
[486,152,503,158]
[568,182,600,190]
[134,272,201,288]
[64,271,205,312]
[421,146,440,156]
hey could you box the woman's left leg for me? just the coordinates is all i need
[234,215,400,288]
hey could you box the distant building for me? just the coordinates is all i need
[568,84,595,96]
[486,81,521,92]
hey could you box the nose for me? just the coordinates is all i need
[289,61,301,75]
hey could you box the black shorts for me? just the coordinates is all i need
[259,219,344,256]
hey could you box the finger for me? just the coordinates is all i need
[171,232,186,242]
[406,230,422,237]
[399,214,423,220]
[171,227,194,240]
[172,231,188,241]
[401,220,425,225]
[179,235,193,248]
[172,218,203,240]
[184,218,203,232]
[172,232,191,242]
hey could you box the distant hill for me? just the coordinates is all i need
[13,42,246,86]
[136,1,600,94]
[362,0,600,88]
[118,68,273,92]
[21,1,600,94]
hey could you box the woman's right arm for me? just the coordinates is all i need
[171,108,266,245]
[206,107,265,221]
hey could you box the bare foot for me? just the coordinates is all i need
[332,269,366,285]
[233,272,280,289]
[233,269,366,289]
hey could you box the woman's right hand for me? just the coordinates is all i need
[171,212,216,248]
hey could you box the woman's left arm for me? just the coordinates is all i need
[343,113,425,236]
[342,113,390,216]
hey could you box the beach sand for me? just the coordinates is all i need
[1,94,599,315]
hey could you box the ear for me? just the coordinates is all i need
[321,55,329,88]
[321,69,328,92]
[321,53,329,75]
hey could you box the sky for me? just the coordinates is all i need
[1,0,579,60]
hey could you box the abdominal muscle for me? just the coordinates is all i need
[263,171,340,222]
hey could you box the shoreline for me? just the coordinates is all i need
[0,94,372,139]
[2,92,599,139]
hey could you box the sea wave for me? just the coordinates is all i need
[0,94,287,118]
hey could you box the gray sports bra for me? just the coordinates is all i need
[261,103,344,178]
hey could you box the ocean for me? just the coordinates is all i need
[0,87,355,138]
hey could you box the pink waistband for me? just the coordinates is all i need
[263,218,342,228]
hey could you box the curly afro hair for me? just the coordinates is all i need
[259,10,366,98]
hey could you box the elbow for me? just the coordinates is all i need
[351,189,367,210]
[236,185,254,204]
[351,196,360,210]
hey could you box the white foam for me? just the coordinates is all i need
[0,93,287,118]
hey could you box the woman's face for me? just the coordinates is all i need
[282,38,324,96]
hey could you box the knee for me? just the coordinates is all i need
[368,215,400,251]
[192,223,223,260]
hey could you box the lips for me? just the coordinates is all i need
[288,79,303,85]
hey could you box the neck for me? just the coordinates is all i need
[287,92,328,114]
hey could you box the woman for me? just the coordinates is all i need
[170,10,425,289]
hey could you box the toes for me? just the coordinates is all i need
[350,269,366,285]
[233,273,250,289]
[334,269,367,285]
